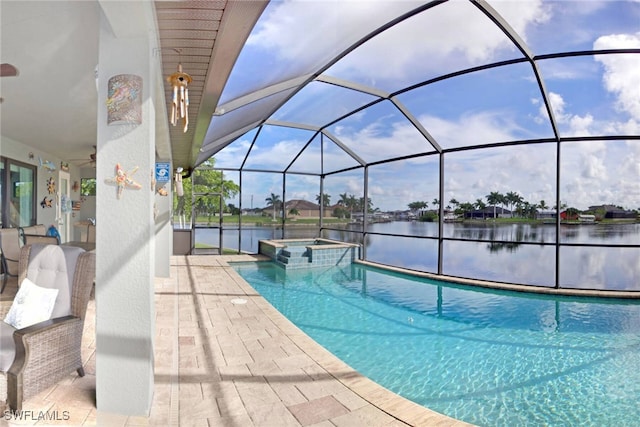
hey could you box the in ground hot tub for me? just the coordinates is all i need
[259,238,360,269]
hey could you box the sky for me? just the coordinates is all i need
[212,0,640,212]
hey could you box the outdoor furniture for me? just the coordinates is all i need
[18,225,47,244]
[0,228,21,294]
[62,241,96,252]
[0,244,96,411]
[86,224,96,243]
[20,224,59,247]
[23,234,60,245]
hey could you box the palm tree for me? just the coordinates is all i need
[449,198,459,211]
[316,193,331,207]
[459,202,475,219]
[360,197,373,213]
[475,199,486,219]
[348,195,357,218]
[522,201,537,219]
[432,198,440,210]
[498,193,509,216]
[265,193,280,220]
[408,201,427,212]
[505,191,522,217]
[539,200,548,211]
[336,193,350,219]
[486,191,502,219]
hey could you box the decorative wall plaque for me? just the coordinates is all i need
[106,74,142,125]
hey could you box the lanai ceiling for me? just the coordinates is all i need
[0,0,266,171]
[155,0,267,169]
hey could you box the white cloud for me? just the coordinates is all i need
[561,140,640,210]
[332,116,431,162]
[249,0,548,86]
[581,153,608,180]
[331,0,543,83]
[538,88,639,137]
[567,114,595,136]
[247,1,424,66]
[539,91,597,136]
[289,190,311,200]
[244,138,310,170]
[213,139,251,167]
[421,111,518,148]
[594,33,640,120]
[487,0,551,42]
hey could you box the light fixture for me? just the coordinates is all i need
[167,58,192,133]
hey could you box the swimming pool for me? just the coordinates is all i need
[231,261,640,427]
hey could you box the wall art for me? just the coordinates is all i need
[105,163,142,199]
[106,74,142,125]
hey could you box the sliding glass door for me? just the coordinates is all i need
[1,157,36,228]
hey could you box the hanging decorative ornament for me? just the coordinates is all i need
[167,60,192,133]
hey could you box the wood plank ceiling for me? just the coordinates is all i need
[155,0,226,170]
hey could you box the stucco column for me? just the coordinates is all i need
[95,2,157,416]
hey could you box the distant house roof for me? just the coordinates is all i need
[589,204,628,213]
[284,199,320,210]
[588,204,636,218]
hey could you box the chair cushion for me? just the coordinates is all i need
[0,321,17,372]
[3,278,59,329]
[25,245,84,318]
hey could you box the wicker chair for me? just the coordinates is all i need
[86,224,96,243]
[19,225,57,246]
[0,244,95,411]
[18,225,47,244]
[0,228,21,294]
[23,234,60,245]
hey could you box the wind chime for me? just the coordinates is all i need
[167,54,192,133]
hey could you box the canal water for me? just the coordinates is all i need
[194,221,640,291]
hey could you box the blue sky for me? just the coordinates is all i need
[212,0,640,212]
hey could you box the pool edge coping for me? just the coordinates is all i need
[355,260,640,299]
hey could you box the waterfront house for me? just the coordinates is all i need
[536,210,557,220]
[588,205,637,219]
[284,199,327,219]
[465,207,512,219]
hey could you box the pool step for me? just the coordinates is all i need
[276,246,311,268]
[281,246,309,258]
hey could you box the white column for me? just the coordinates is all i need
[95,2,156,416]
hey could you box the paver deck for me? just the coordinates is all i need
[0,255,471,426]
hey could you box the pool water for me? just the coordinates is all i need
[232,261,640,427]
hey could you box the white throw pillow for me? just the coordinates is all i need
[3,278,59,329]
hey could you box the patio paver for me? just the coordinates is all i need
[0,255,472,426]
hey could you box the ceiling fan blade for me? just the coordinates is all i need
[0,63,19,77]
[70,146,97,164]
